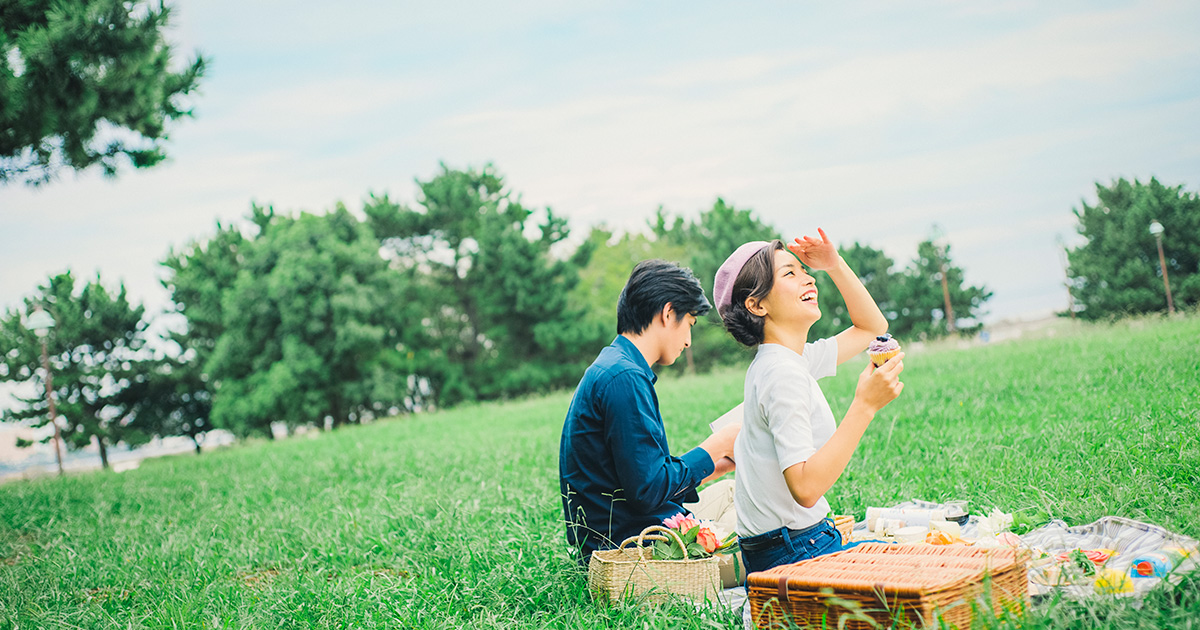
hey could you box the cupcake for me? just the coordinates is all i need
[868,334,901,367]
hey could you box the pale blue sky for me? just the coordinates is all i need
[2,0,1199,327]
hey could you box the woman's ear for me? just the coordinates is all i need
[745,296,767,318]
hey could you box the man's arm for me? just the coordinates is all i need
[604,372,717,511]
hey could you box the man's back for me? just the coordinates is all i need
[559,336,712,561]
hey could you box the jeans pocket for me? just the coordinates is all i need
[801,527,840,557]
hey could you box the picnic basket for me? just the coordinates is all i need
[833,514,855,542]
[747,542,1029,629]
[588,525,723,604]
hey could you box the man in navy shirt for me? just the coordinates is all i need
[560,259,740,562]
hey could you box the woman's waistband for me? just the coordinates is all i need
[740,517,834,550]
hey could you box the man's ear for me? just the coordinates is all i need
[660,302,674,325]
[745,296,767,318]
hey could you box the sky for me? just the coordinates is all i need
[2,0,1199,331]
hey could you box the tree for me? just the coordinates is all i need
[203,205,409,437]
[1,0,206,185]
[1066,178,1200,319]
[0,271,152,468]
[157,220,248,448]
[366,164,600,405]
[890,240,992,339]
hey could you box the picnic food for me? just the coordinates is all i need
[868,334,901,367]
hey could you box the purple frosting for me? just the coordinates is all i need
[868,334,900,354]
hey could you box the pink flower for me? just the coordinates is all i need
[663,512,700,532]
[697,527,719,554]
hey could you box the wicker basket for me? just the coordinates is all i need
[588,525,723,604]
[747,542,1029,629]
[833,515,855,543]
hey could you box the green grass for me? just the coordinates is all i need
[1,314,1198,628]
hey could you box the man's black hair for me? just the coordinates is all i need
[616,259,712,335]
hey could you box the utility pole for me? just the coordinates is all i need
[27,306,64,476]
[930,225,955,333]
[1149,221,1175,314]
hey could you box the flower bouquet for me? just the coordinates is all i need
[652,512,739,560]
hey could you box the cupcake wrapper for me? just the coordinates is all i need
[870,349,900,367]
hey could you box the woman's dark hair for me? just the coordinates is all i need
[616,259,712,335]
[720,240,787,347]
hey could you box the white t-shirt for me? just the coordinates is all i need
[734,338,839,537]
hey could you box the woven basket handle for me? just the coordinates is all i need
[615,525,686,553]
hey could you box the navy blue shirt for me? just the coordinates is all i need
[559,336,715,561]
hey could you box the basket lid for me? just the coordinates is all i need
[747,543,1023,597]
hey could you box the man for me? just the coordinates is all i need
[559,259,740,563]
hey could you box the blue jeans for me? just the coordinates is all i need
[740,517,852,579]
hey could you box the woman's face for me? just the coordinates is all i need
[758,248,820,327]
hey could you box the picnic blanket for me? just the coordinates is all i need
[852,499,1199,600]
[718,500,1199,622]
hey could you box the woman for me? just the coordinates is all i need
[712,229,905,575]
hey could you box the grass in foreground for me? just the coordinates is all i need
[1,315,1198,628]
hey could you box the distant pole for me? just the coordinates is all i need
[1149,221,1175,314]
[938,260,956,332]
[28,306,64,476]
[931,225,956,333]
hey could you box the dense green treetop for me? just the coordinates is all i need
[203,205,409,437]
[0,0,205,185]
[1066,178,1199,319]
[367,164,603,404]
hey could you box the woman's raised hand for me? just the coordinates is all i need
[787,227,842,271]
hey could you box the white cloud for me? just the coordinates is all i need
[2,0,1198,329]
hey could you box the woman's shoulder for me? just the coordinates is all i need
[749,345,811,381]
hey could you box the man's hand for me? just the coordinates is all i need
[787,227,842,272]
[699,422,740,467]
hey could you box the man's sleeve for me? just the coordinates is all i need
[602,371,715,511]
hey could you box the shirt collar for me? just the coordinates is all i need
[756,342,808,368]
[614,335,657,384]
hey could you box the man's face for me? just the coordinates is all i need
[658,310,697,366]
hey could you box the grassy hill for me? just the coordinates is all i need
[1,315,1198,628]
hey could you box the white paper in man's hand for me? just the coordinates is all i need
[709,403,743,433]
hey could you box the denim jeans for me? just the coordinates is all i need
[740,517,845,579]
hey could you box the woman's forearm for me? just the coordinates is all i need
[826,259,887,334]
[781,400,876,507]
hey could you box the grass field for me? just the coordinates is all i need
[2,315,1198,628]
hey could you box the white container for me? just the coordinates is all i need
[895,526,928,543]
[865,507,948,531]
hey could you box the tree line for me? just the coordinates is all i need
[2,168,1195,468]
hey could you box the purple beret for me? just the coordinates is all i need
[713,241,770,317]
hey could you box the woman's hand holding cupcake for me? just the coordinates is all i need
[855,350,905,412]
